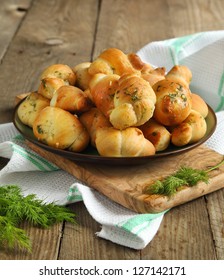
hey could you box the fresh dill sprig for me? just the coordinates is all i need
[0,185,76,251]
[162,176,187,196]
[174,166,209,186]
[0,215,31,251]
[144,159,224,197]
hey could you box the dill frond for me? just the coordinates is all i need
[0,185,76,251]
[162,176,187,196]
[143,160,224,197]
[0,215,31,251]
[174,166,209,186]
[144,180,164,195]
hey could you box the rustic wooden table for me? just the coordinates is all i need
[0,0,224,260]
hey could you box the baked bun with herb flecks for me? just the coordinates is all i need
[17,92,50,128]
[141,65,166,87]
[139,119,171,152]
[171,110,207,147]
[165,65,192,89]
[127,52,147,71]
[95,127,156,157]
[89,73,120,118]
[33,106,89,152]
[79,107,112,147]
[38,77,65,99]
[73,62,92,91]
[50,85,93,114]
[191,93,208,118]
[40,64,76,86]
[88,48,143,76]
[153,65,192,126]
[109,73,156,129]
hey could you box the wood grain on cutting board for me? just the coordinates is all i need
[27,141,224,214]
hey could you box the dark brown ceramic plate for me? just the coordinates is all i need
[13,99,217,165]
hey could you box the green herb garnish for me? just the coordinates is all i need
[37,125,44,134]
[41,79,47,89]
[144,159,224,197]
[0,185,76,251]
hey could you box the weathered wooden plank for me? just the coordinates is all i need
[142,199,216,259]
[0,0,99,124]
[93,0,224,57]
[0,222,62,260]
[167,0,224,36]
[0,0,33,60]
[93,0,173,57]
[206,189,224,260]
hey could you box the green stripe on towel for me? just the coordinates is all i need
[216,71,224,111]
[168,33,203,65]
[67,185,83,202]
[13,145,57,171]
[117,211,166,235]
[12,135,58,171]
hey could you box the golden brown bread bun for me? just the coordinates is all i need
[191,93,208,118]
[38,77,65,99]
[139,119,171,151]
[127,53,146,71]
[83,88,93,102]
[89,73,120,118]
[165,65,192,88]
[171,110,207,146]
[110,73,156,129]
[33,106,89,152]
[139,61,154,73]
[50,85,93,114]
[141,66,166,86]
[88,48,141,76]
[79,107,112,147]
[40,64,76,85]
[17,92,50,128]
[73,62,92,90]
[153,65,192,126]
[95,127,156,157]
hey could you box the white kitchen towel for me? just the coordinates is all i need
[0,31,224,250]
[138,30,224,112]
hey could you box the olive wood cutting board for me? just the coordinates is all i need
[26,141,224,213]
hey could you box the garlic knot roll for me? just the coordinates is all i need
[33,106,89,152]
